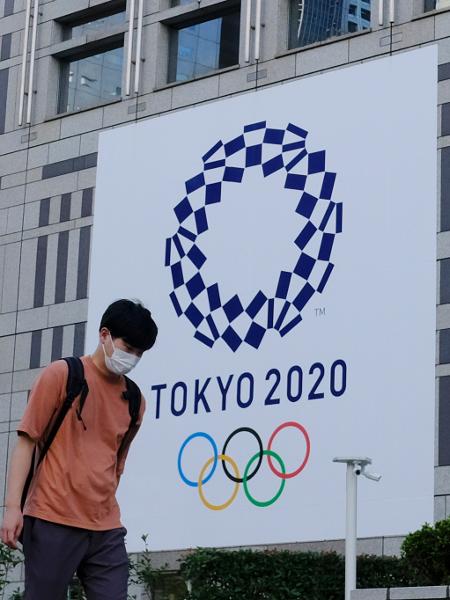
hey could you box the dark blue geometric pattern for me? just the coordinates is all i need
[166,122,343,352]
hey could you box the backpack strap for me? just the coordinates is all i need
[21,357,88,511]
[117,376,142,462]
[34,357,88,468]
[123,376,141,428]
[64,356,89,430]
[39,357,89,449]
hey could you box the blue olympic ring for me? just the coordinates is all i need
[177,431,218,488]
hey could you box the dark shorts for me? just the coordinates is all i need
[22,517,128,600]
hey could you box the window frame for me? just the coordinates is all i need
[57,0,127,40]
[286,0,374,52]
[423,0,450,11]
[53,2,127,116]
[162,0,241,85]
[57,38,125,114]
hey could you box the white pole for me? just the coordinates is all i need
[244,0,252,63]
[389,0,395,23]
[26,0,39,125]
[334,457,380,600]
[133,0,144,94]
[378,0,384,26]
[18,0,32,126]
[254,0,262,61]
[345,463,357,600]
[125,0,136,96]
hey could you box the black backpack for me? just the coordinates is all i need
[20,356,141,511]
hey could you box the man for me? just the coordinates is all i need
[0,299,158,600]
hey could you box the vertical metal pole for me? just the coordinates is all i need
[378,0,384,26]
[254,0,262,61]
[18,0,32,126]
[244,0,252,63]
[389,0,395,23]
[26,0,39,125]
[345,464,357,600]
[125,0,136,96]
[133,0,144,94]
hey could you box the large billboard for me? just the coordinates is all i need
[88,47,437,552]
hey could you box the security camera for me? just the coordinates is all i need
[361,467,382,482]
[353,464,362,476]
[333,457,381,482]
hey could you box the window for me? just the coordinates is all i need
[56,5,126,113]
[425,0,450,10]
[171,0,195,5]
[289,0,372,50]
[168,7,240,83]
[67,11,125,40]
[59,46,124,113]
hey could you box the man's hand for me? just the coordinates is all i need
[1,434,35,549]
[1,506,23,549]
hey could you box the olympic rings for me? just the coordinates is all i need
[267,421,310,479]
[198,454,240,511]
[222,427,263,483]
[178,421,311,509]
[243,450,286,508]
[177,432,218,487]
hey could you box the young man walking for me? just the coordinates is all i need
[1,299,158,600]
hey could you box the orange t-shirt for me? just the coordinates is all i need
[18,355,145,531]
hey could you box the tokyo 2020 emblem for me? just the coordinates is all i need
[165,121,343,351]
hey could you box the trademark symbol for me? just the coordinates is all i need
[315,307,326,317]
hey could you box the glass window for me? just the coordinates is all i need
[171,0,194,6]
[69,11,126,39]
[425,0,450,10]
[168,10,240,83]
[59,45,124,113]
[289,0,372,50]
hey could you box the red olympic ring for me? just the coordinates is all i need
[267,421,311,479]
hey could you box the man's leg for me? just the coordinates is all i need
[23,517,89,600]
[77,527,129,600]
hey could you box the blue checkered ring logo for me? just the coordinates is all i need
[165,121,343,352]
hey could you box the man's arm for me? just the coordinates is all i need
[1,360,66,549]
[116,395,146,480]
[1,434,35,549]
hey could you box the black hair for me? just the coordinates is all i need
[99,299,158,352]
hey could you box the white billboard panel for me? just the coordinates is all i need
[88,47,437,552]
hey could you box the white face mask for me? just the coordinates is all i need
[102,334,141,375]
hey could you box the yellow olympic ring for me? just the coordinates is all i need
[198,454,240,511]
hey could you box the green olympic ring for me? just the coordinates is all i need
[243,449,286,508]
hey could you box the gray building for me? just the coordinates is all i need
[1,0,450,594]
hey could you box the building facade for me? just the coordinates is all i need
[0,0,450,590]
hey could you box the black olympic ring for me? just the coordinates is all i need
[221,427,263,484]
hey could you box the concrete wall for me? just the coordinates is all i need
[353,587,450,600]
[1,0,450,581]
